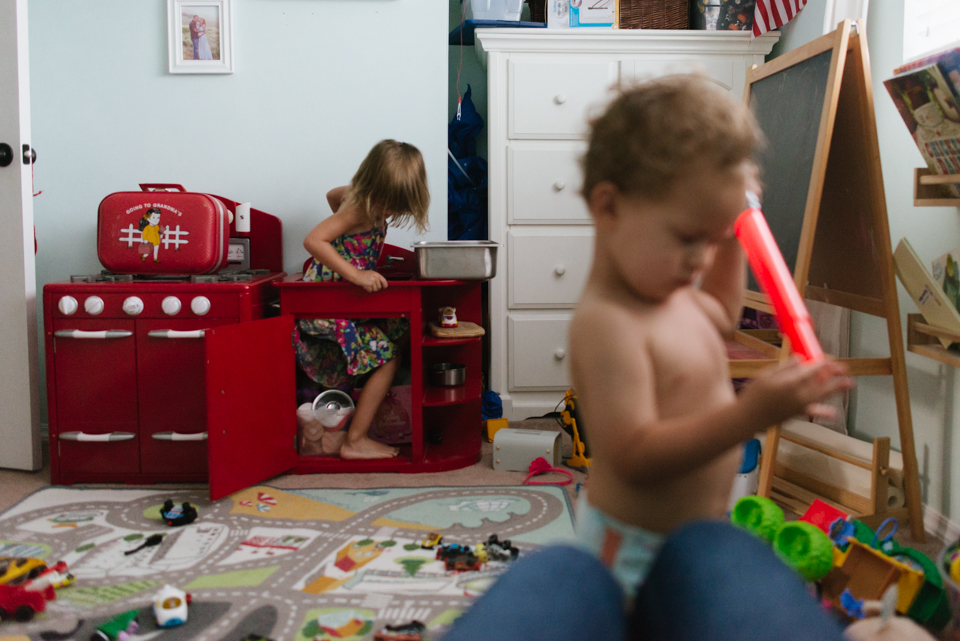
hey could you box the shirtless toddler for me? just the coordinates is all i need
[569,75,853,595]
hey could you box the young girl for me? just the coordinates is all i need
[295,140,430,460]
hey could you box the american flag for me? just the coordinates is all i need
[753,0,808,36]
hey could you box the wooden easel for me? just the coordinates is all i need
[740,20,925,541]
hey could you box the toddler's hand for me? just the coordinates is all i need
[740,357,854,425]
[353,270,388,293]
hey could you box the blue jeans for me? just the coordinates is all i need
[441,521,845,641]
[192,38,199,60]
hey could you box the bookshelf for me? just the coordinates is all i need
[914,168,960,207]
[906,313,960,367]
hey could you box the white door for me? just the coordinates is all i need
[0,0,42,471]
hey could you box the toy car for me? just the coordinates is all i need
[444,552,482,572]
[91,609,139,641]
[373,619,426,641]
[153,584,191,628]
[420,532,443,550]
[0,557,47,585]
[160,500,198,527]
[30,561,75,589]
[0,583,55,622]
[473,543,488,564]
[485,534,519,561]
[439,307,458,328]
[435,543,471,560]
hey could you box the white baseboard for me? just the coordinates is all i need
[923,503,960,545]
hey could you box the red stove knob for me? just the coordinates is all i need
[58,296,78,315]
[162,296,182,315]
[191,296,211,316]
[122,296,144,316]
[84,296,105,315]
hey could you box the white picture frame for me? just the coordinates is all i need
[168,0,234,74]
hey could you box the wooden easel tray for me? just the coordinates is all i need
[428,321,485,338]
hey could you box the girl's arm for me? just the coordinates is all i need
[326,186,348,213]
[303,203,388,293]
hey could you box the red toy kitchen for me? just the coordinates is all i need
[44,186,287,497]
[44,186,485,500]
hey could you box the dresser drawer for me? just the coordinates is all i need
[508,141,590,224]
[626,57,738,95]
[508,313,573,391]
[509,58,620,139]
[509,228,593,308]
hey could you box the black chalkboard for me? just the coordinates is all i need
[747,49,833,293]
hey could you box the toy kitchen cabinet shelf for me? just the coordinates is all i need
[914,168,960,207]
[277,273,483,475]
[907,313,960,367]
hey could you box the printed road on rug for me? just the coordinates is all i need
[0,485,574,641]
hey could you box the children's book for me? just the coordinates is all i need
[894,47,960,96]
[884,63,960,197]
[931,248,960,314]
[894,238,960,348]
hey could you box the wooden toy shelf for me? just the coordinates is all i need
[276,273,484,475]
[907,313,960,367]
[914,168,960,207]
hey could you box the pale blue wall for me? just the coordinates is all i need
[773,0,960,517]
[28,0,449,281]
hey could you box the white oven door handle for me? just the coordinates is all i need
[54,330,133,339]
[152,431,208,441]
[59,431,136,442]
[147,330,206,339]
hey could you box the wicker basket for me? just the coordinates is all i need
[619,0,690,29]
[528,0,546,24]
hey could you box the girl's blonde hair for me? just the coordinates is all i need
[343,139,430,234]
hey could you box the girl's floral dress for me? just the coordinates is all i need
[293,223,407,389]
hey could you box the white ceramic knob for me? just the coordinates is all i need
[554,266,566,276]
[555,94,567,105]
[191,296,211,316]
[555,348,566,360]
[84,296,105,316]
[122,296,144,316]
[162,296,182,316]
[58,296,78,316]
[554,181,566,191]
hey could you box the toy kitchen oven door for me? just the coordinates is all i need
[44,194,297,501]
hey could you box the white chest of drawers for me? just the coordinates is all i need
[475,28,778,420]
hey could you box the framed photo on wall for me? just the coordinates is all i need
[168,0,234,74]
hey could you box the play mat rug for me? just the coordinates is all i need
[0,485,574,641]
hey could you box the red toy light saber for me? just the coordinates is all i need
[734,192,824,362]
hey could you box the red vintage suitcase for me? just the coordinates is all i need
[97,183,230,275]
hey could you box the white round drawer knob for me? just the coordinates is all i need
[553,181,566,191]
[554,348,566,360]
[122,296,144,316]
[84,296,105,316]
[58,296,78,316]
[554,94,567,105]
[162,296,182,316]
[191,296,211,316]
[554,266,566,277]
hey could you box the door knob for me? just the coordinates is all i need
[0,143,12,167]
[22,144,36,165]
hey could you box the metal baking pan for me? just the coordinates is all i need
[412,241,499,280]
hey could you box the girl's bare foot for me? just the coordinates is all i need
[321,429,347,455]
[340,436,399,459]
